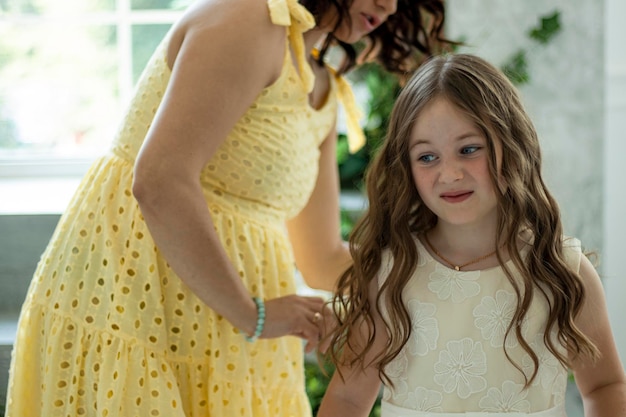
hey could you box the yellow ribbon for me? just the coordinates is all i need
[267,0,365,153]
[333,70,366,153]
[267,0,316,92]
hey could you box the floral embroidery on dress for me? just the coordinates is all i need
[385,349,409,399]
[403,387,443,412]
[522,333,563,389]
[427,264,481,303]
[433,338,487,398]
[478,380,531,412]
[407,299,439,356]
[473,289,518,348]
[377,239,579,412]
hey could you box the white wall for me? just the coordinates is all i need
[447,0,625,367]
[447,0,604,251]
[604,0,626,367]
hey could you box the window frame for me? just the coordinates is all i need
[0,0,185,179]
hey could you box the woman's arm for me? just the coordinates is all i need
[571,255,626,416]
[286,128,352,292]
[133,0,324,347]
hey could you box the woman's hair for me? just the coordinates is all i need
[327,53,599,387]
[301,0,451,75]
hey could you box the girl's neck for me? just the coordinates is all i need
[425,223,504,269]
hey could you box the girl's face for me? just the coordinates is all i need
[408,97,502,230]
[320,0,398,44]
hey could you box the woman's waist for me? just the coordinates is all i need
[205,187,289,229]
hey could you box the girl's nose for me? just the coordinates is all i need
[438,160,464,184]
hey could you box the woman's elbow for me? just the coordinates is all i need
[131,157,160,207]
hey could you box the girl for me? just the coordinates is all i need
[5,0,451,416]
[317,54,626,416]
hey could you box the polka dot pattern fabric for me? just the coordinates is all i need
[5,1,350,416]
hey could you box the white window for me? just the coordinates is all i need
[0,0,192,213]
[0,0,191,177]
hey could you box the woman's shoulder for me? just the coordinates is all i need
[165,0,287,84]
[176,0,289,35]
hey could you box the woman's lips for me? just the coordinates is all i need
[360,13,378,32]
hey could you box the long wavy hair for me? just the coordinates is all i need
[327,53,599,387]
[300,0,451,75]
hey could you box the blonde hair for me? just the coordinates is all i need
[327,53,598,387]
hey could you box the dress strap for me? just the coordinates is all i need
[330,68,366,153]
[267,0,316,92]
[267,0,365,153]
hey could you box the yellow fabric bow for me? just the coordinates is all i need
[333,72,366,153]
[267,0,366,153]
[267,0,316,92]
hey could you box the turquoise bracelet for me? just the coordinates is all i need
[245,297,265,342]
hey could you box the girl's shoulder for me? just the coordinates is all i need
[562,236,583,272]
[518,230,583,272]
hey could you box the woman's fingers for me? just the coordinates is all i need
[255,295,341,354]
[261,295,326,345]
[294,297,327,353]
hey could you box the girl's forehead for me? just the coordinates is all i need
[409,98,478,140]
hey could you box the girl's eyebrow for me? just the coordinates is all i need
[409,132,481,151]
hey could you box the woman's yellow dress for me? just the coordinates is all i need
[5,0,363,416]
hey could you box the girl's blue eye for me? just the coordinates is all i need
[418,154,436,163]
[461,146,479,155]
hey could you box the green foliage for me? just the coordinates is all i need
[340,208,356,241]
[305,360,381,416]
[502,50,530,85]
[502,11,562,85]
[529,11,562,45]
[338,63,401,191]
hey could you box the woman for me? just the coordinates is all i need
[5,0,449,416]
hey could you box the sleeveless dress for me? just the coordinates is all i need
[5,1,364,416]
[378,237,583,417]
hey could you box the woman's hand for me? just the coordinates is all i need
[261,295,333,353]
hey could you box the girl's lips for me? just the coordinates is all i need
[441,191,473,203]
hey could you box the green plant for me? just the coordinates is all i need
[305,360,381,416]
[337,62,401,192]
[340,209,356,241]
[501,11,561,85]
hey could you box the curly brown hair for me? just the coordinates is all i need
[326,53,599,387]
[300,0,451,74]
